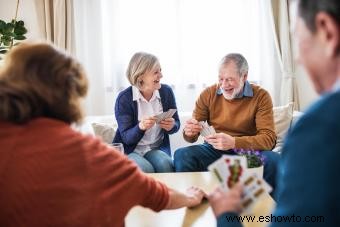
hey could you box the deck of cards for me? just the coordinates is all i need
[208,155,272,214]
[199,121,216,137]
[154,109,177,124]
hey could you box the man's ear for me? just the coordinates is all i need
[315,12,340,58]
[243,73,248,81]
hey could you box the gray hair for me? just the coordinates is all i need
[126,52,159,88]
[219,53,249,77]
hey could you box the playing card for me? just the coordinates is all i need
[208,155,247,189]
[241,174,272,214]
[199,121,216,137]
[155,109,177,124]
[209,155,272,214]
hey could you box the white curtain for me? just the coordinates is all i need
[270,0,300,110]
[34,0,75,54]
[73,0,282,115]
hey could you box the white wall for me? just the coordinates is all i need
[0,0,44,41]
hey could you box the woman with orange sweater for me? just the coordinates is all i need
[0,42,205,227]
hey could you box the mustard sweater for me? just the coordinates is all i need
[185,83,276,150]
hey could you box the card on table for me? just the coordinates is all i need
[155,109,177,124]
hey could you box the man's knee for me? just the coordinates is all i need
[173,147,196,171]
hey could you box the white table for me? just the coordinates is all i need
[125,172,275,227]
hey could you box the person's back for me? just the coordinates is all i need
[0,42,205,227]
[0,118,169,226]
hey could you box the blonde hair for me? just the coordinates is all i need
[0,42,88,124]
[126,52,159,88]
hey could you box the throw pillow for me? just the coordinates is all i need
[272,102,294,151]
[91,122,116,144]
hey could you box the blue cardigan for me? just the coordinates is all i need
[113,84,180,156]
[217,90,340,227]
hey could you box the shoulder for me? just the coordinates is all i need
[250,84,273,107]
[159,84,174,94]
[251,84,270,98]
[200,84,219,97]
[299,91,340,126]
[159,84,176,100]
[115,86,133,105]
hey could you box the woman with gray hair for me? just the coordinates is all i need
[113,52,180,172]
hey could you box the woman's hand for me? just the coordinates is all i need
[165,186,206,209]
[159,117,175,131]
[185,186,207,208]
[139,116,157,131]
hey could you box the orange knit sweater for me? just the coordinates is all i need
[0,118,169,227]
[185,83,276,150]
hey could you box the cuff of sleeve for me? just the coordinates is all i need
[217,212,242,227]
[234,137,243,149]
[183,130,199,143]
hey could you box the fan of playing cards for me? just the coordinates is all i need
[154,109,177,124]
[199,121,216,137]
[208,155,272,214]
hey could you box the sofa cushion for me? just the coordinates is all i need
[91,122,116,144]
[272,103,294,151]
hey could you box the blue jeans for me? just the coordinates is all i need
[173,143,280,198]
[128,149,174,173]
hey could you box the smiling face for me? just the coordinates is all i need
[140,62,162,94]
[218,61,247,100]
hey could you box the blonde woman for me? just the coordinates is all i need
[113,52,180,172]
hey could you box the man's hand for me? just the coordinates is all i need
[208,184,243,217]
[139,116,157,131]
[183,119,202,137]
[159,117,175,131]
[204,133,235,150]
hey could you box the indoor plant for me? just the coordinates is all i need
[0,0,27,59]
[234,148,265,178]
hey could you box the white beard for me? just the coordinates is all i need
[222,85,243,100]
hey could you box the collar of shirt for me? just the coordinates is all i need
[132,86,161,102]
[216,80,254,98]
[331,78,340,92]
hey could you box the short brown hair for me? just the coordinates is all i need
[0,42,88,124]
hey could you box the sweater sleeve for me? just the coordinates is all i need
[217,212,243,227]
[234,90,276,150]
[86,138,170,216]
[183,87,211,143]
[114,91,145,146]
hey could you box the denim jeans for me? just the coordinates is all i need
[173,143,280,198]
[128,149,174,173]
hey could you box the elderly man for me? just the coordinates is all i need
[174,53,279,192]
[208,0,340,226]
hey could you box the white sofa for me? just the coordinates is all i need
[77,103,302,154]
